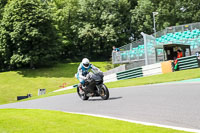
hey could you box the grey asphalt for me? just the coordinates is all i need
[0,82,200,130]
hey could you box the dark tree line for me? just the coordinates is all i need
[0,0,200,71]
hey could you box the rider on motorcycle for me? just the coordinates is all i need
[76,58,102,90]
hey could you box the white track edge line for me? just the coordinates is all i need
[5,108,199,133]
[65,111,200,133]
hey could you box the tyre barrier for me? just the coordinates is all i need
[104,55,199,83]
[117,67,143,80]
[142,63,162,77]
[103,73,118,83]
[105,61,171,82]
[177,55,200,70]
[53,55,199,92]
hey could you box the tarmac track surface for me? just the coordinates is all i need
[0,82,200,130]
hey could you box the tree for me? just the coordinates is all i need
[175,0,200,24]
[72,0,134,59]
[131,0,200,39]
[0,0,60,70]
[51,0,80,60]
[130,0,155,39]
[0,0,8,20]
[49,0,137,60]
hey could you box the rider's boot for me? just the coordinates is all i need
[82,84,86,90]
[86,93,94,97]
[79,83,84,95]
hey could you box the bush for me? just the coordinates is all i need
[0,0,60,70]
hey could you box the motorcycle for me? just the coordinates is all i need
[77,72,109,100]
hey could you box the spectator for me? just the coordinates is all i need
[196,51,200,60]
[177,49,183,58]
[112,46,120,63]
[174,49,183,71]
[112,46,120,52]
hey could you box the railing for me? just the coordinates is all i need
[153,22,200,38]
[112,22,200,65]
[109,55,200,82]
[119,38,144,51]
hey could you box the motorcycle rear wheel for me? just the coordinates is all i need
[100,84,109,100]
[77,87,89,100]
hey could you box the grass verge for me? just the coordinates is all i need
[15,67,200,103]
[0,109,191,133]
[0,62,110,105]
[106,68,200,88]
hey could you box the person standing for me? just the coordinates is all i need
[174,49,183,70]
[112,46,120,52]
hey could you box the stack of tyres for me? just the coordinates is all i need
[177,55,199,70]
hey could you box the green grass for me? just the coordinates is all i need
[20,88,77,102]
[0,109,191,133]
[1,62,200,105]
[16,67,200,103]
[1,67,199,133]
[106,68,200,88]
[0,62,110,105]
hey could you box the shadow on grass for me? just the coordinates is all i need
[16,63,80,78]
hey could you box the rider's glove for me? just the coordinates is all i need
[82,76,87,80]
[86,74,90,79]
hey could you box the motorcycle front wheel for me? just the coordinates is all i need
[77,87,89,100]
[100,84,109,100]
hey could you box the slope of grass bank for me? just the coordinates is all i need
[0,62,110,105]
[1,62,200,105]
[0,109,191,133]
[106,67,200,88]
[20,67,200,103]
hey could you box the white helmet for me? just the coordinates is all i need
[82,58,90,68]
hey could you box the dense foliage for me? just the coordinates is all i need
[131,0,200,37]
[0,0,200,71]
[0,0,59,71]
[51,0,136,60]
[0,0,7,20]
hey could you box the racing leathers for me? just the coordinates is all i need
[76,63,101,85]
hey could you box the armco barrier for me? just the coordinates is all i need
[142,63,162,77]
[104,56,199,82]
[116,67,143,80]
[53,56,199,93]
[177,55,200,70]
[103,73,117,83]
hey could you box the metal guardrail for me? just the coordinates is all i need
[177,55,200,70]
[112,51,145,64]
[116,67,143,80]
[153,22,200,38]
[113,55,200,82]
[119,38,144,51]
[112,22,200,65]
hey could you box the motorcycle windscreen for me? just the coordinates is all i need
[86,79,96,93]
[90,73,102,81]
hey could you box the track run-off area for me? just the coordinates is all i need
[0,82,200,132]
